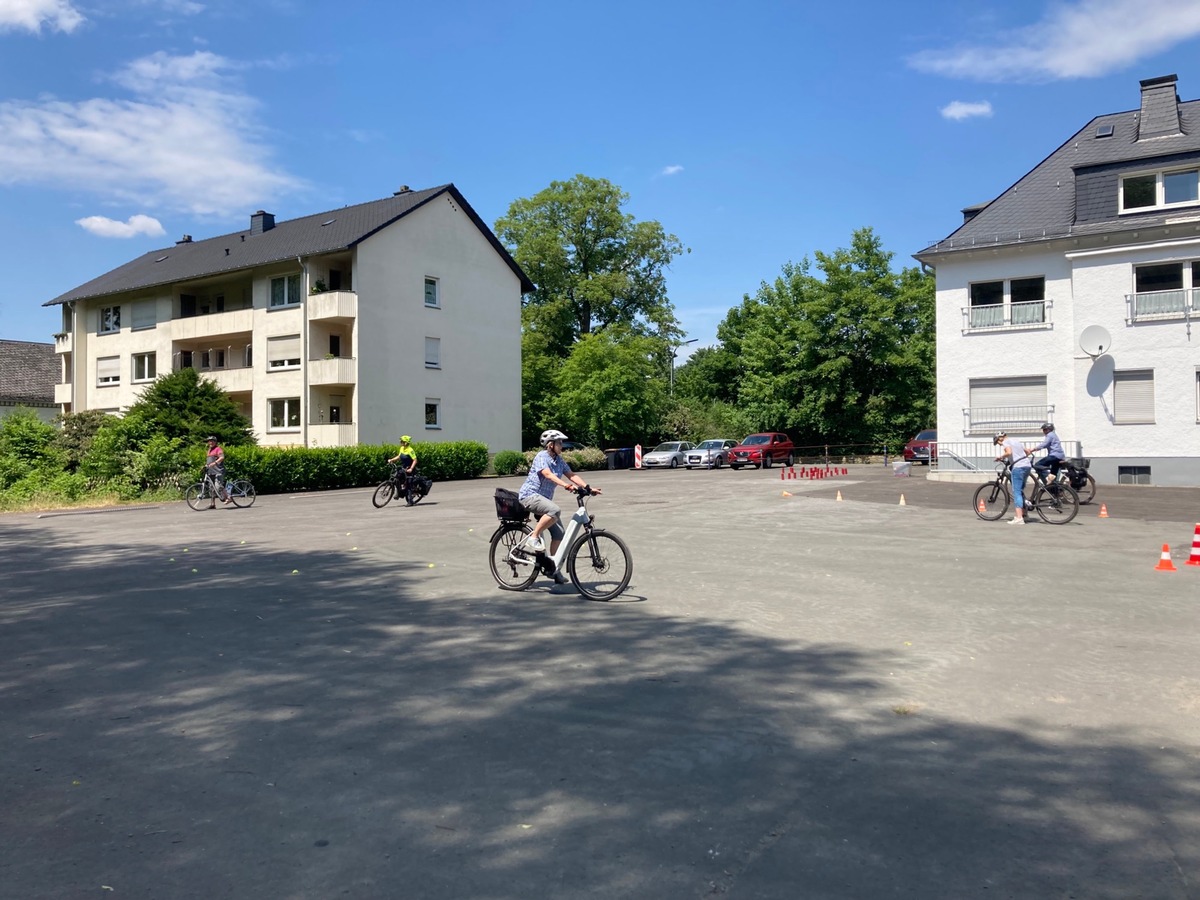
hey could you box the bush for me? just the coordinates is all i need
[492,449,527,476]
[522,446,608,473]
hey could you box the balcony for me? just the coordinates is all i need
[54,332,73,354]
[308,355,357,386]
[54,382,73,404]
[962,299,1051,333]
[308,422,357,447]
[308,290,357,322]
[962,405,1055,435]
[1126,288,1195,324]
[170,307,255,341]
[174,355,253,393]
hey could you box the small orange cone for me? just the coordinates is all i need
[1155,544,1177,572]
[978,497,987,514]
[1099,503,1109,518]
[836,490,843,502]
[899,494,907,506]
[781,490,793,498]
[1186,524,1200,567]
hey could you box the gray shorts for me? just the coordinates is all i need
[520,494,564,541]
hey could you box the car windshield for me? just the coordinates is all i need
[742,435,770,445]
[697,440,723,450]
[914,430,937,441]
[653,443,681,452]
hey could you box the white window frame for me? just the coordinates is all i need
[425,336,441,369]
[1195,369,1200,423]
[99,306,121,334]
[270,273,302,308]
[267,335,302,371]
[424,277,440,308]
[425,398,441,429]
[1113,369,1155,424]
[1119,165,1200,214]
[132,352,156,383]
[97,355,120,386]
[268,397,301,432]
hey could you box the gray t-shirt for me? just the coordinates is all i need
[1003,437,1031,470]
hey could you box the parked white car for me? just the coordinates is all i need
[642,441,694,468]
[686,439,737,469]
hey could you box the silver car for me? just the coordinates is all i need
[642,441,694,468]
[686,439,737,469]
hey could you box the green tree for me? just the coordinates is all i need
[122,367,254,447]
[554,329,666,447]
[54,409,118,471]
[671,346,742,405]
[496,175,687,359]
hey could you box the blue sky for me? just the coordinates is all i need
[4,0,1200,352]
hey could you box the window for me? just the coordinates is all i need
[1113,369,1155,424]
[133,352,156,382]
[1130,262,1198,320]
[99,306,120,334]
[966,277,1045,329]
[1120,167,1200,213]
[425,398,440,428]
[269,398,301,431]
[966,376,1047,433]
[97,356,120,385]
[270,274,302,307]
[1196,370,1200,422]
[267,335,301,370]
[425,337,440,368]
[424,277,440,308]
[1118,465,1152,485]
[132,300,156,330]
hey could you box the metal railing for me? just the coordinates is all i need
[962,405,1054,435]
[963,299,1051,332]
[931,440,1082,474]
[1126,288,1196,323]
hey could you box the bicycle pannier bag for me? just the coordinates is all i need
[494,488,524,521]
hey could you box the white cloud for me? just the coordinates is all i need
[75,213,166,238]
[660,164,684,176]
[0,0,84,33]
[909,0,1200,82]
[0,50,304,217]
[940,100,994,121]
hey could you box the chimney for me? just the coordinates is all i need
[961,203,986,224]
[250,210,276,235]
[176,234,192,244]
[1136,74,1181,140]
[393,185,411,195]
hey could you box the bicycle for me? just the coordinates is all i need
[185,469,256,510]
[1037,456,1098,505]
[973,460,1079,524]
[488,485,632,601]
[372,463,431,508]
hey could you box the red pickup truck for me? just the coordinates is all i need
[728,433,795,469]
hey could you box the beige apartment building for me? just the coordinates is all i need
[46,184,531,451]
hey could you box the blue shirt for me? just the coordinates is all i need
[519,450,571,500]
[1033,431,1065,460]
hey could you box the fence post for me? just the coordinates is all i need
[883,444,889,466]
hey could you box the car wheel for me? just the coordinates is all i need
[762,455,771,469]
[669,458,678,469]
[714,457,723,469]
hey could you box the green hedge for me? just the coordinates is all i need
[186,440,490,494]
[521,446,608,473]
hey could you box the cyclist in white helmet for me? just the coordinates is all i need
[517,429,600,578]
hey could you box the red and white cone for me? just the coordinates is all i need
[634,444,642,469]
[1155,544,1177,572]
[1187,524,1200,567]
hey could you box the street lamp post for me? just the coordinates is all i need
[669,338,698,396]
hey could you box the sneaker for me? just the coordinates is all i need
[525,535,545,552]
[1008,516,1025,525]
[553,572,568,585]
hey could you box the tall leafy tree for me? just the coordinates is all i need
[123,367,254,446]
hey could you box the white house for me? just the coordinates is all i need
[916,75,1200,486]
[46,185,532,452]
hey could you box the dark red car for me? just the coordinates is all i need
[729,433,795,469]
[903,429,937,465]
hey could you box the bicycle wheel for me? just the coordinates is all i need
[568,529,632,601]
[1033,483,1079,525]
[406,479,426,506]
[371,481,394,508]
[489,522,539,591]
[972,480,1009,521]
[185,482,208,510]
[229,480,256,508]
[1076,474,1097,505]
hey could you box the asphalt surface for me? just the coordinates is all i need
[2,464,1199,899]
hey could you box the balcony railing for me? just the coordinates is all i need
[54,382,73,405]
[1126,288,1196,323]
[963,300,1051,332]
[962,405,1055,435]
[308,355,357,386]
[308,290,357,321]
[53,332,73,353]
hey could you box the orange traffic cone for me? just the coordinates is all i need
[836,490,843,502]
[899,494,907,506]
[1186,524,1200,567]
[978,497,987,514]
[1155,544,1177,572]
[781,490,793,498]
[1099,503,1109,518]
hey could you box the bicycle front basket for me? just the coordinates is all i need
[494,488,526,521]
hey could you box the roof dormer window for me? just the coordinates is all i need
[1120,166,1200,213]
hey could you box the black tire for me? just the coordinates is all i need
[785,453,794,467]
[1033,483,1079,525]
[372,481,394,508]
[973,481,1009,521]
[669,457,678,469]
[714,457,723,469]
[185,482,208,511]
[1076,474,1097,505]
[762,455,772,469]
[489,523,539,591]
[406,479,427,506]
[229,480,256,508]
[568,529,632,601]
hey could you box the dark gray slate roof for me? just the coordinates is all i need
[918,78,1200,258]
[0,339,57,405]
[45,184,534,306]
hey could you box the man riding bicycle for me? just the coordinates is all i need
[1031,422,1066,484]
[387,435,419,496]
[518,429,599,582]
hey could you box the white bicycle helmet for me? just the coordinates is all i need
[540,429,569,447]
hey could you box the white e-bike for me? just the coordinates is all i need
[488,485,632,601]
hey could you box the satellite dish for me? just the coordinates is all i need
[1079,325,1112,358]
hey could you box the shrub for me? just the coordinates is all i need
[492,449,527,476]
[522,446,608,473]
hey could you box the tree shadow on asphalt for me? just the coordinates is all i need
[1,522,1196,900]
